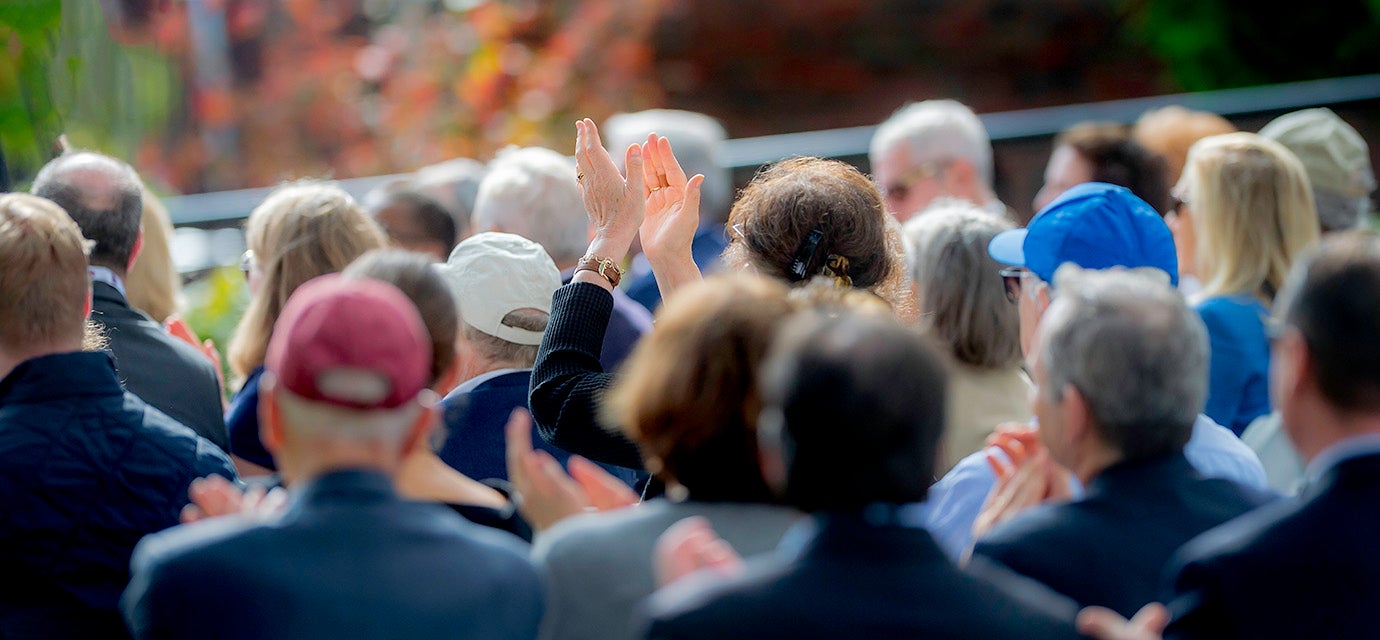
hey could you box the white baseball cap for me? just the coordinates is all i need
[436,232,561,346]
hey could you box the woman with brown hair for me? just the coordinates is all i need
[529,120,911,471]
[224,181,387,475]
[530,274,806,640]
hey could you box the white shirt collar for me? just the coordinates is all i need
[88,266,126,298]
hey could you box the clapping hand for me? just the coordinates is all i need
[638,134,705,298]
[654,516,743,588]
[574,118,645,271]
[971,423,1073,541]
[1077,603,1169,640]
[504,409,638,532]
[180,475,288,524]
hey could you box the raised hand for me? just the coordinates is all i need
[574,118,645,262]
[637,133,705,301]
[639,134,704,265]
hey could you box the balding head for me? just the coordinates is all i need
[31,151,143,273]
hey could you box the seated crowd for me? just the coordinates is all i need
[1,98,1377,640]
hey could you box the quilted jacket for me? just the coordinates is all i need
[0,351,236,639]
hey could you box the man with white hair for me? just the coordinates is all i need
[603,109,732,311]
[121,274,542,639]
[473,146,652,371]
[869,99,1006,222]
[434,232,638,485]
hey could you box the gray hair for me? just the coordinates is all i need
[31,151,144,271]
[870,100,993,185]
[415,157,487,237]
[604,109,732,222]
[902,200,1020,368]
[1040,265,1206,459]
[471,147,588,265]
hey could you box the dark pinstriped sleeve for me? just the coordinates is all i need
[528,282,645,469]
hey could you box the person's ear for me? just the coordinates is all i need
[259,374,285,455]
[399,397,439,458]
[84,286,93,319]
[1060,383,1092,449]
[433,355,464,397]
[127,229,144,272]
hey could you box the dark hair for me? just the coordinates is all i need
[1057,123,1171,216]
[759,311,946,511]
[342,249,458,385]
[30,152,143,271]
[1277,231,1380,413]
[376,190,458,255]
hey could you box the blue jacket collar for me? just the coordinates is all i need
[289,469,398,509]
[1085,450,1195,498]
[0,351,124,405]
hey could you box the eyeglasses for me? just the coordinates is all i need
[240,250,256,279]
[999,267,1028,303]
[878,160,950,204]
[1167,193,1189,217]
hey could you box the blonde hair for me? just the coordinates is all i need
[125,187,182,323]
[0,194,93,351]
[227,182,387,379]
[1181,133,1320,301]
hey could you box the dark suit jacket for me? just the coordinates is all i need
[640,513,1083,639]
[972,452,1275,617]
[91,281,229,451]
[438,370,640,486]
[121,470,543,640]
[1163,449,1380,639]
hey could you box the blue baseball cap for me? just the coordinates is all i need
[988,182,1178,287]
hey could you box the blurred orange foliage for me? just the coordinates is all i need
[134,0,666,193]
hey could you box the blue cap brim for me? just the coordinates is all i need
[988,229,1028,267]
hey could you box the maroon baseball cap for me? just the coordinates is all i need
[266,274,431,410]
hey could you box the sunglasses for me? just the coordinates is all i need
[999,267,1028,303]
[240,250,256,280]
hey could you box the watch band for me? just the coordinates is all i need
[574,254,625,288]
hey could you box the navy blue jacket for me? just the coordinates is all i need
[972,452,1275,617]
[122,470,543,640]
[0,352,236,639]
[439,370,639,487]
[93,281,229,451]
[625,225,728,312]
[641,513,1083,639]
[1163,450,1380,639]
[225,365,273,469]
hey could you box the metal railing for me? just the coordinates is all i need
[164,73,1380,271]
